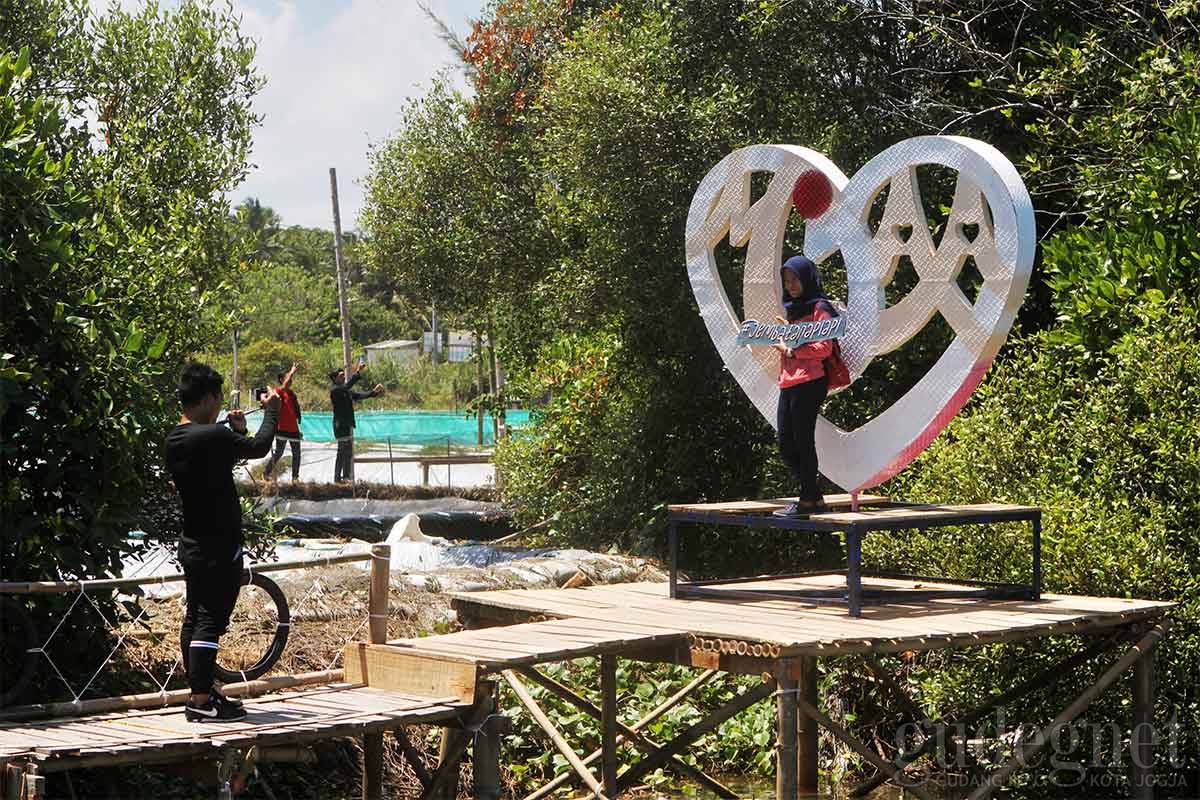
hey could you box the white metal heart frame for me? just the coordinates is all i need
[684,136,1035,493]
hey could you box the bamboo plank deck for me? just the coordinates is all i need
[387,617,689,671]
[450,577,1173,657]
[0,683,468,768]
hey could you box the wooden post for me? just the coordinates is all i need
[362,543,390,800]
[600,655,619,795]
[368,544,390,645]
[776,669,798,800]
[472,690,506,800]
[1131,645,1155,800]
[797,656,819,796]
[330,167,353,484]
[474,330,485,447]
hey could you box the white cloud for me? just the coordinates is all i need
[231,0,475,230]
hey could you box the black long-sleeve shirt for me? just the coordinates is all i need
[165,407,277,564]
[330,373,376,438]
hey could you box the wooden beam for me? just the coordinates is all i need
[615,677,777,792]
[362,544,391,800]
[852,627,1141,797]
[343,644,477,705]
[966,623,1168,800]
[422,685,494,800]
[600,655,618,795]
[797,657,819,795]
[0,670,345,723]
[516,666,736,798]
[1131,643,1155,800]
[361,733,384,800]
[472,708,505,800]
[793,693,932,800]
[523,669,720,800]
[393,728,431,790]
[500,671,610,800]
[776,671,798,800]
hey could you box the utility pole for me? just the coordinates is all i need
[330,167,354,485]
[329,168,352,376]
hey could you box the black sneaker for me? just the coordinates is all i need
[772,502,805,518]
[185,693,247,722]
[211,686,244,710]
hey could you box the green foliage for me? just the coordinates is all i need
[871,305,1200,781]
[1,0,261,586]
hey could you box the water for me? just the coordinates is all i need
[248,408,531,444]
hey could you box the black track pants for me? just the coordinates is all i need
[180,556,242,695]
[777,376,828,502]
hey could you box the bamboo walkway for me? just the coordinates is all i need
[450,576,1171,657]
[0,684,465,772]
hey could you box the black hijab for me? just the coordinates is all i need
[781,255,831,321]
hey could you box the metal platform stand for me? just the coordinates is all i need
[666,499,1042,617]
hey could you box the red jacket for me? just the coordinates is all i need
[276,387,301,435]
[778,304,835,388]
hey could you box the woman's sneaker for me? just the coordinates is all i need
[185,692,247,722]
[772,502,805,518]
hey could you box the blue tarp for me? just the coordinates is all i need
[249,409,530,444]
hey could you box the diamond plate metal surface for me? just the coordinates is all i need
[684,137,1035,492]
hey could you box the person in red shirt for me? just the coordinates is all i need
[263,362,302,482]
[772,255,838,517]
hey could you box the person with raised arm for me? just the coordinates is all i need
[262,362,302,482]
[164,363,280,721]
[329,358,383,484]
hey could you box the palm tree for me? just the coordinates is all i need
[234,198,282,262]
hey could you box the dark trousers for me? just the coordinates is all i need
[334,437,354,482]
[263,437,301,480]
[180,557,242,694]
[777,376,828,502]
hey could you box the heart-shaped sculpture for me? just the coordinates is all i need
[684,137,1035,492]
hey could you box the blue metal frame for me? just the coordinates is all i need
[666,504,1042,617]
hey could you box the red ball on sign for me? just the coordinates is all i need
[792,169,833,219]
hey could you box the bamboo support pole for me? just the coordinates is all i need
[501,671,610,800]
[600,655,618,795]
[797,656,819,795]
[0,553,373,596]
[966,623,1168,800]
[793,693,933,800]
[394,728,432,790]
[516,666,735,799]
[850,629,1140,798]
[518,662,719,800]
[615,676,777,792]
[0,670,345,722]
[362,544,391,800]
[776,673,799,800]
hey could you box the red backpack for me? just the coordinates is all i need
[816,300,851,391]
[825,339,851,391]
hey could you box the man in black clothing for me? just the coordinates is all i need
[329,359,383,484]
[164,363,279,722]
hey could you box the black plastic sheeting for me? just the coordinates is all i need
[257,497,513,542]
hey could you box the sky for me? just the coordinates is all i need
[232,0,480,230]
[90,0,481,231]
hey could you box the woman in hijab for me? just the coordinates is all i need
[773,255,838,517]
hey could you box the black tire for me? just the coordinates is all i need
[0,596,39,707]
[214,571,290,683]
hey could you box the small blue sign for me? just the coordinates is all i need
[736,315,846,348]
